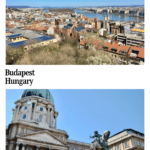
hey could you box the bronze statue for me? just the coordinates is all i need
[90,130,110,150]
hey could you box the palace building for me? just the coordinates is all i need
[6,89,144,150]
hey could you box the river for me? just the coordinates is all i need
[73,9,144,23]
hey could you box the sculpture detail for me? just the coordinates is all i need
[90,130,110,150]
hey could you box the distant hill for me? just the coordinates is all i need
[42,6,51,8]
[6,6,31,8]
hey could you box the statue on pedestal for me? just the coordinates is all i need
[90,130,110,150]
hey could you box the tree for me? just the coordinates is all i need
[103,31,107,37]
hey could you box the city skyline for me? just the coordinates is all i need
[6,89,144,143]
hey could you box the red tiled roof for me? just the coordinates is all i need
[7,19,14,21]
[129,46,144,58]
[80,38,86,45]
[82,15,87,20]
[6,22,10,26]
[117,45,130,54]
[8,24,15,28]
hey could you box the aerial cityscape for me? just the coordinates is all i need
[6,1,144,65]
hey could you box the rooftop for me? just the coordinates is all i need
[109,128,144,138]
[21,89,54,104]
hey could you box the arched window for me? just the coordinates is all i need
[24,106,27,110]
[40,107,43,111]
[22,114,26,120]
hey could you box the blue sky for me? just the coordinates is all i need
[6,0,144,7]
[6,89,144,143]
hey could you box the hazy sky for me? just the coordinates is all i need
[6,0,144,7]
[6,89,144,143]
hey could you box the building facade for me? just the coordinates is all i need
[6,90,90,150]
[6,90,144,150]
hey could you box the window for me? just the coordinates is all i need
[26,148,32,150]
[40,107,43,111]
[24,106,27,110]
[117,145,120,150]
[137,141,139,146]
[109,148,112,150]
[39,115,43,122]
[42,43,44,45]
[125,142,128,147]
[22,114,26,119]
[142,143,144,147]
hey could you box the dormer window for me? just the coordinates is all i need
[111,47,118,52]
[103,46,109,50]
[24,106,27,110]
[120,50,128,55]
[22,114,26,120]
[40,107,43,111]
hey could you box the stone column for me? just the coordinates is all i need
[23,127,26,134]
[121,143,123,150]
[47,106,50,125]
[12,109,15,121]
[55,115,57,129]
[16,104,21,120]
[28,102,33,121]
[50,108,53,127]
[33,103,37,120]
[17,125,21,135]
[15,143,20,150]
[54,112,58,129]
[22,144,26,150]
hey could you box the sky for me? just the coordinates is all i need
[6,0,144,7]
[6,89,144,143]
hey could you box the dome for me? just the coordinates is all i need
[21,89,54,104]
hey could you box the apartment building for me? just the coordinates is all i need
[117,33,144,47]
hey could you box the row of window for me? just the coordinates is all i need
[109,141,144,150]
[22,114,43,122]
[24,106,43,111]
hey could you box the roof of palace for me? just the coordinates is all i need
[21,89,54,104]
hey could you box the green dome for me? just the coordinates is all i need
[21,89,54,104]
